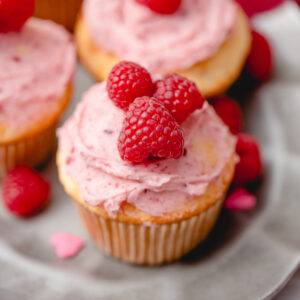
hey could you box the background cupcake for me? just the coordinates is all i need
[0,4,76,177]
[75,0,251,97]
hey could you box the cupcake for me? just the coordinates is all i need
[57,62,237,265]
[0,17,76,177]
[34,0,83,31]
[75,0,251,97]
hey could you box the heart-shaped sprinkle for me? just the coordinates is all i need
[224,187,257,211]
[50,233,84,259]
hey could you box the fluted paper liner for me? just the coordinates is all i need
[34,0,83,31]
[75,197,224,265]
[0,124,57,178]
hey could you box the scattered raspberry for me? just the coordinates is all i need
[246,30,273,81]
[2,166,50,217]
[0,0,35,33]
[107,61,154,110]
[137,0,182,14]
[154,74,205,124]
[211,96,243,135]
[234,133,262,185]
[236,0,284,17]
[118,96,184,163]
[224,187,257,211]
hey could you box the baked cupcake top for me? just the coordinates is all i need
[58,83,236,217]
[82,0,237,72]
[0,18,75,141]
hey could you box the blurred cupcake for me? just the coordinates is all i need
[75,0,251,97]
[34,0,83,31]
[0,17,76,177]
[57,73,237,264]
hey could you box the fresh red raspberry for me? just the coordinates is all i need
[153,74,205,124]
[246,30,273,81]
[136,0,182,14]
[118,96,184,163]
[107,61,154,110]
[233,133,262,185]
[211,96,243,135]
[224,187,257,211]
[0,0,35,33]
[236,0,284,18]
[2,166,50,217]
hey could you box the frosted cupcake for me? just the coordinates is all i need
[75,0,251,97]
[0,17,76,177]
[57,62,237,265]
[34,0,83,31]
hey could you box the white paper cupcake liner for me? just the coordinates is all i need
[75,197,224,265]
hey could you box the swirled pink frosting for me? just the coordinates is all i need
[58,83,236,217]
[82,0,237,72]
[0,18,75,132]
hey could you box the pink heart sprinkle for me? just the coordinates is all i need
[50,233,85,259]
[224,187,257,211]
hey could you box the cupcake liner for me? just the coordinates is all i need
[34,0,83,31]
[0,123,57,178]
[75,197,224,265]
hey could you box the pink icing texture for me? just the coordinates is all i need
[51,233,85,259]
[83,0,237,72]
[0,18,75,132]
[58,83,236,217]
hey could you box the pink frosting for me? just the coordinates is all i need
[83,0,237,72]
[58,83,236,217]
[0,18,75,132]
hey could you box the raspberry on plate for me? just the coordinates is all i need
[136,0,182,15]
[118,96,184,163]
[154,74,205,124]
[211,96,243,135]
[224,187,257,211]
[0,0,35,33]
[2,166,50,217]
[246,30,273,81]
[107,61,154,110]
[234,133,262,185]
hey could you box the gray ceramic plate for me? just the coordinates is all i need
[0,3,300,300]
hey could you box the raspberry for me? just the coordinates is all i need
[107,61,154,110]
[137,0,182,14]
[0,0,35,33]
[154,74,204,124]
[246,30,273,81]
[224,187,257,211]
[233,133,262,185]
[118,96,184,163]
[236,0,284,17]
[2,166,50,217]
[211,96,243,135]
